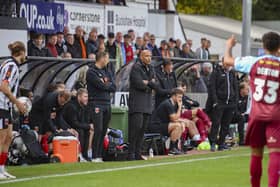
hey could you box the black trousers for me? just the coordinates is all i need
[128,112,150,159]
[90,103,111,159]
[76,128,90,159]
[209,104,235,146]
[231,113,248,144]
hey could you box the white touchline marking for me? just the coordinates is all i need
[0,153,250,184]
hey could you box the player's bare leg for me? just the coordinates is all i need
[0,125,15,179]
[180,118,200,141]
[267,148,280,187]
[250,147,264,187]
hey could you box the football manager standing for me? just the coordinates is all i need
[128,50,157,160]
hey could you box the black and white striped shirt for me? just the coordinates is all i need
[0,58,19,111]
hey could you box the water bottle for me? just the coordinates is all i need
[149,148,154,158]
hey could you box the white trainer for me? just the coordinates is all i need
[3,171,16,179]
[0,173,9,180]
[91,158,103,163]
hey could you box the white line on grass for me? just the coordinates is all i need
[0,153,249,184]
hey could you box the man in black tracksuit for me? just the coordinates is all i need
[62,88,93,159]
[86,51,116,162]
[206,63,238,151]
[128,50,157,160]
[155,60,177,108]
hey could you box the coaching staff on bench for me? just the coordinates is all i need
[86,51,116,162]
[128,50,157,160]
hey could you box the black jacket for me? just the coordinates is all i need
[86,64,116,106]
[155,69,177,107]
[66,43,81,58]
[206,65,238,110]
[237,95,248,115]
[128,60,157,114]
[105,41,117,59]
[86,39,98,56]
[73,35,86,58]
[56,43,67,56]
[31,92,69,134]
[182,95,200,109]
[62,99,91,130]
[28,43,53,57]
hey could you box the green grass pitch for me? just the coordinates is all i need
[0,147,268,187]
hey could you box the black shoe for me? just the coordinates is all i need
[168,148,183,155]
[210,144,216,152]
[218,144,231,151]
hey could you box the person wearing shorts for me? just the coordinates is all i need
[224,32,280,187]
[150,88,199,155]
[0,41,27,180]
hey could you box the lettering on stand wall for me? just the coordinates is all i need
[20,0,64,33]
[105,5,148,36]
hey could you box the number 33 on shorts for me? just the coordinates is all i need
[253,78,279,104]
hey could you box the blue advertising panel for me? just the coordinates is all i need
[19,0,64,33]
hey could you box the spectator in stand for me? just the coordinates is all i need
[143,35,152,51]
[66,34,80,58]
[149,34,161,57]
[128,29,136,57]
[105,32,117,59]
[63,26,70,38]
[86,30,99,57]
[98,34,105,46]
[72,67,88,91]
[201,62,213,89]
[97,42,106,53]
[155,60,177,108]
[113,0,126,5]
[28,33,53,57]
[181,43,196,59]
[74,26,87,58]
[62,88,93,160]
[56,32,67,57]
[62,52,72,59]
[135,36,144,57]
[206,39,211,58]
[159,40,170,58]
[196,38,209,59]
[187,39,196,58]
[124,34,134,64]
[46,33,58,57]
[174,39,182,57]
[168,38,176,57]
[180,64,207,93]
[115,32,126,70]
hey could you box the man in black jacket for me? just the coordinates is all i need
[28,33,53,57]
[128,50,157,160]
[36,90,72,135]
[86,51,116,162]
[155,60,177,108]
[62,88,93,159]
[206,63,238,151]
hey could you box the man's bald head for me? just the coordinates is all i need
[140,50,152,65]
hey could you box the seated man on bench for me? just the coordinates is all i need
[149,88,200,155]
